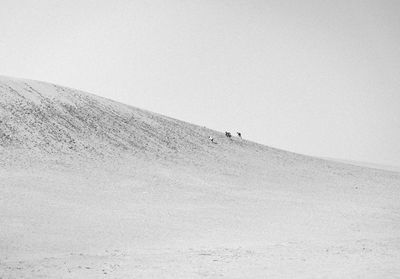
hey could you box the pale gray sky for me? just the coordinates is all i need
[1,0,400,167]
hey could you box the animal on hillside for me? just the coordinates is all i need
[237,132,242,138]
[225,131,232,138]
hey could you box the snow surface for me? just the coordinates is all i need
[1,76,400,278]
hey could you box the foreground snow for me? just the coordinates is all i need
[1,76,399,278]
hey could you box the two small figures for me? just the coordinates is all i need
[209,131,242,143]
[225,131,242,139]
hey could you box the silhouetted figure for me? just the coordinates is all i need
[237,132,242,138]
[225,131,232,138]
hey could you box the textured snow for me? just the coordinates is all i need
[1,76,400,278]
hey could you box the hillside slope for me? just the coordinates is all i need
[1,76,400,278]
[0,75,216,160]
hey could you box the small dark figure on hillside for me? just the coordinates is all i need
[225,131,232,138]
[237,132,242,138]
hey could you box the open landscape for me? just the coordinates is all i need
[1,76,400,278]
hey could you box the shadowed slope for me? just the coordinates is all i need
[0,76,212,157]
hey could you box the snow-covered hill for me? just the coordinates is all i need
[1,76,399,278]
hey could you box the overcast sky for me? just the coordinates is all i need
[1,0,400,167]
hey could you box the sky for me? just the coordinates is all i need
[1,0,400,167]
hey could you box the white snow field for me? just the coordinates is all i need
[1,76,399,278]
